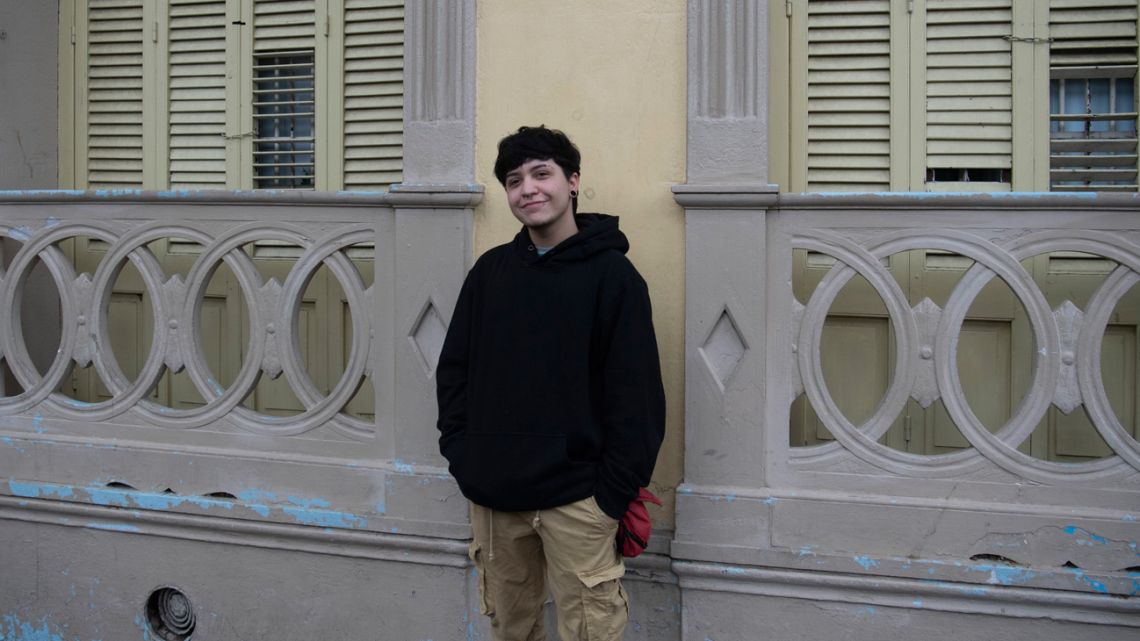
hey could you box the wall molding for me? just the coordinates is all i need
[674,561,1140,627]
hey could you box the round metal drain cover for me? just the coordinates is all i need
[145,587,195,641]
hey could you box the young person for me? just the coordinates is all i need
[436,125,666,641]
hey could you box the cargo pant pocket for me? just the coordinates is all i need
[468,542,494,616]
[576,562,628,641]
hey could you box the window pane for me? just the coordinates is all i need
[253,51,316,190]
[1116,77,1136,133]
[1090,78,1111,132]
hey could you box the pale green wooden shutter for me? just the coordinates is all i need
[925,0,1014,177]
[1050,0,1138,67]
[168,0,229,188]
[805,0,892,191]
[86,0,145,188]
[1049,0,1139,190]
[342,0,404,189]
[254,0,316,51]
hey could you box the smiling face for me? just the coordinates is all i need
[504,158,580,247]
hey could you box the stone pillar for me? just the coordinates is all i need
[0,0,61,395]
[379,1,481,527]
[672,0,779,569]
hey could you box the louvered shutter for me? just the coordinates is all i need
[252,0,317,189]
[805,0,892,192]
[254,0,316,51]
[925,0,1014,176]
[342,0,404,189]
[1049,0,1139,190]
[168,0,228,188]
[86,0,145,188]
[1050,0,1138,66]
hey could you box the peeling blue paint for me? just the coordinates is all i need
[912,598,923,608]
[237,488,279,503]
[853,556,879,570]
[282,505,366,529]
[812,190,1106,200]
[0,614,95,641]
[8,480,367,529]
[84,522,141,533]
[84,488,131,507]
[286,495,331,509]
[969,564,1036,587]
[1064,525,1114,548]
[8,481,74,500]
[722,567,746,576]
[928,581,989,596]
[393,458,415,474]
[7,226,33,242]
[796,545,817,557]
[205,378,225,396]
[62,399,95,409]
[31,414,44,434]
[1063,567,1109,594]
[1124,514,1137,523]
[761,496,777,506]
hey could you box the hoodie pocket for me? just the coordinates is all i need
[458,433,593,507]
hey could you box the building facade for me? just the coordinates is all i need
[0,1,1137,639]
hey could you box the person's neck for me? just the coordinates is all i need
[528,215,578,248]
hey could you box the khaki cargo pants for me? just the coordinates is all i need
[469,497,628,641]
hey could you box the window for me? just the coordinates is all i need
[771,0,1139,193]
[253,51,316,189]
[61,0,404,191]
[1050,72,1138,191]
[1048,0,1139,192]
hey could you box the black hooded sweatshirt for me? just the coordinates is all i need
[436,213,665,520]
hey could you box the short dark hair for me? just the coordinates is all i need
[493,125,581,186]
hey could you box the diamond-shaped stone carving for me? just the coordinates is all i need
[911,297,942,409]
[699,309,746,390]
[411,300,446,375]
[259,278,284,379]
[1053,300,1084,414]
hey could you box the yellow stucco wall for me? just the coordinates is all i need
[475,0,687,528]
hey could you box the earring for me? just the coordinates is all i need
[570,190,578,197]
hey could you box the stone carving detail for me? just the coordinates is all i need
[259,278,284,380]
[1052,300,1083,415]
[693,0,762,118]
[700,308,747,391]
[0,219,376,440]
[405,0,470,122]
[911,297,941,409]
[789,298,805,401]
[410,300,446,376]
[72,273,96,368]
[789,228,1140,482]
[162,275,187,374]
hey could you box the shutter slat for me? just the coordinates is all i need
[924,1,1012,180]
[341,0,403,190]
[1049,1,1139,192]
[87,0,144,187]
[804,0,891,191]
[168,0,227,188]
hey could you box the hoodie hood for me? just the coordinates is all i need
[512,213,630,267]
